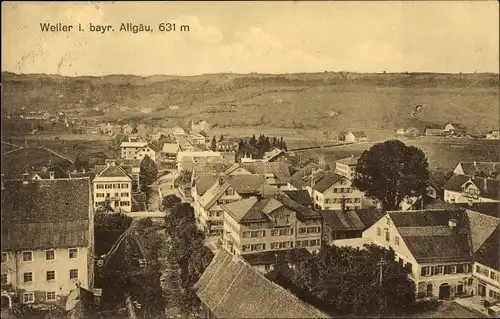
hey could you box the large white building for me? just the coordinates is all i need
[92,162,133,212]
[120,141,148,160]
[335,155,359,180]
[1,176,94,305]
[442,175,500,205]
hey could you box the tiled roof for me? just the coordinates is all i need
[241,248,313,266]
[194,175,219,196]
[312,171,344,193]
[276,195,322,220]
[241,162,291,184]
[120,141,147,148]
[403,235,472,263]
[455,203,500,218]
[356,208,386,229]
[94,163,132,179]
[282,190,313,207]
[222,197,271,223]
[409,196,459,211]
[143,143,161,153]
[350,131,367,138]
[457,162,500,177]
[442,175,500,201]
[321,210,365,231]
[105,158,141,167]
[263,148,286,161]
[465,210,500,252]
[1,178,91,250]
[388,209,468,228]
[336,156,359,166]
[474,225,499,270]
[193,163,231,176]
[194,249,330,319]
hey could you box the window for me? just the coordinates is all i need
[299,227,307,234]
[285,215,290,224]
[437,265,444,275]
[120,201,130,206]
[451,265,457,274]
[307,226,321,233]
[96,193,105,198]
[23,292,34,304]
[120,192,129,197]
[264,264,271,271]
[226,188,234,196]
[22,251,33,262]
[69,248,78,259]
[23,272,33,283]
[1,273,8,285]
[46,292,56,301]
[46,271,55,281]
[491,271,499,282]
[105,184,112,189]
[489,290,500,301]
[45,249,55,260]
[96,184,104,189]
[376,228,381,236]
[422,266,431,276]
[1,252,7,264]
[121,183,128,188]
[69,269,79,280]
[386,217,391,225]
[242,245,251,252]
[405,262,413,272]
[395,236,400,246]
[385,231,390,242]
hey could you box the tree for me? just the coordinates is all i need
[352,140,429,210]
[219,134,224,142]
[140,155,158,187]
[74,155,87,172]
[109,134,128,157]
[174,170,192,187]
[162,194,182,211]
[210,136,217,151]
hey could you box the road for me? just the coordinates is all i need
[147,170,181,212]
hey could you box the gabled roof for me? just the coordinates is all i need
[388,209,473,264]
[105,158,142,167]
[94,163,132,180]
[198,130,208,137]
[30,164,70,179]
[442,175,500,201]
[312,171,344,193]
[138,143,160,153]
[1,178,91,250]
[321,210,366,231]
[348,131,367,138]
[194,175,219,196]
[465,210,500,252]
[194,249,329,319]
[224,163,251,175]
[241,162,291,184]
[282,190,313,207]
[263,148,286,161]
[162,143,179,154]
[276,194,322,221]
[474,224,500,270]
[120,141,147,148]
[456,162,500,178]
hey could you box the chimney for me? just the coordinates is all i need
[1,174,4,190]
[483,177,487,193]
[448,219,458,231]
[473,161,477,168]
[22,172,30,185]
[49,171,55,180]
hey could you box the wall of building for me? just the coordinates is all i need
[311,181,364,210]
[473,262,500,301]
[444,190,498,204]
[1,247,89,304]
[93,177,132,212]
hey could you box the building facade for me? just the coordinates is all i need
[120,141,148,160]
[335,155,359,180]
[92,162,133,212]
[307,171,364,211]
[442,175,500,205]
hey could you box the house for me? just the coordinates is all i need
[120,141,148,160]
[92,162,133,212]
[343,131,368,143]
[215,140,236,152]
[307,171,365,211]
[198,131,211,144]
[473,222,500,303]
[225,162,291,189]
[191,120,211,135]
[176,151,224,172]
[335,155,359,180]
[263,148,288,163]
[361,208,500,300]
[135,143,161,163]
[161,143,180,163]
[29,165,69,180]
[196,175,275,234]
[396,128,406,136]
[1,176,94,305]
[442,175,500,204]
[188,133,207,145]
[486,130,500,140]
[453,161,500,180]
[443,122,467,135]
[194,249,329,319]
[178,138,196,152]
[425,128,444,136]
[190,163,232,214]
[103,159,141,192]
[281,189,314,208]
[288,162,323,190]
[221,194,323,272]
[171,126,186,137]
[321,208,385,242]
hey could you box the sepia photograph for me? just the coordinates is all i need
[1,1,499,318]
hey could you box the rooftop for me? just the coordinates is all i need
[120,141,148,148]
[336,155,360,166]
[282,190,314,207]
[313,171,345,193]
[241,248,313,266]
[194,249,329,319]
[162,143,180,154]
[442,175,500,201]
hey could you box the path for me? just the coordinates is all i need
[1,144,75,163]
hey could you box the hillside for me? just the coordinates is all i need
[2,72,499,135]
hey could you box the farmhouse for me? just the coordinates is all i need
[425,128,444,136]
[225,162,291,189]
[1,177,94,305]
[135,143,161,163]
[442,175,500,204]
[443,122,467,135]
[161,143,180,163]
[343,131,368,143]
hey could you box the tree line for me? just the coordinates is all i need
[237,134,288,158]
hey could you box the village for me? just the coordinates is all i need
[1,114,499,318]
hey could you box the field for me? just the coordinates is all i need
[2,72,498,138]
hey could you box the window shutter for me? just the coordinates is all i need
[444,265,451,274]
[421,267,426,276]
[262,230,266,237]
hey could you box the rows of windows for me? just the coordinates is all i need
[243,230,266,238]
[208,211,222,218]
[22,291,57,303]
[242,243,266,252]
[94,200,131,207]
[96,183,130,189]
[490,289,500,301]
[2,248,79,263]
[421,264,470,277]
[271,241,293,249]
[18,269,79,284]
[476,265,500,282]
[271,228,293,236]
[332,188,352,193]
[298,226,321,234]
[296,239,321,247]
[96,192,130,198]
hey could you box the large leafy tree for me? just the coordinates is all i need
[352,140,429,210]
[161,194,182,212]
[174,170,192,187]
[140,155,158,187]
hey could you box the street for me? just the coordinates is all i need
[147,170,179,212]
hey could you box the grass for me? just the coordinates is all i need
[2,72,498,137]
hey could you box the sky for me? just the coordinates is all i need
[2,1,499,76]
